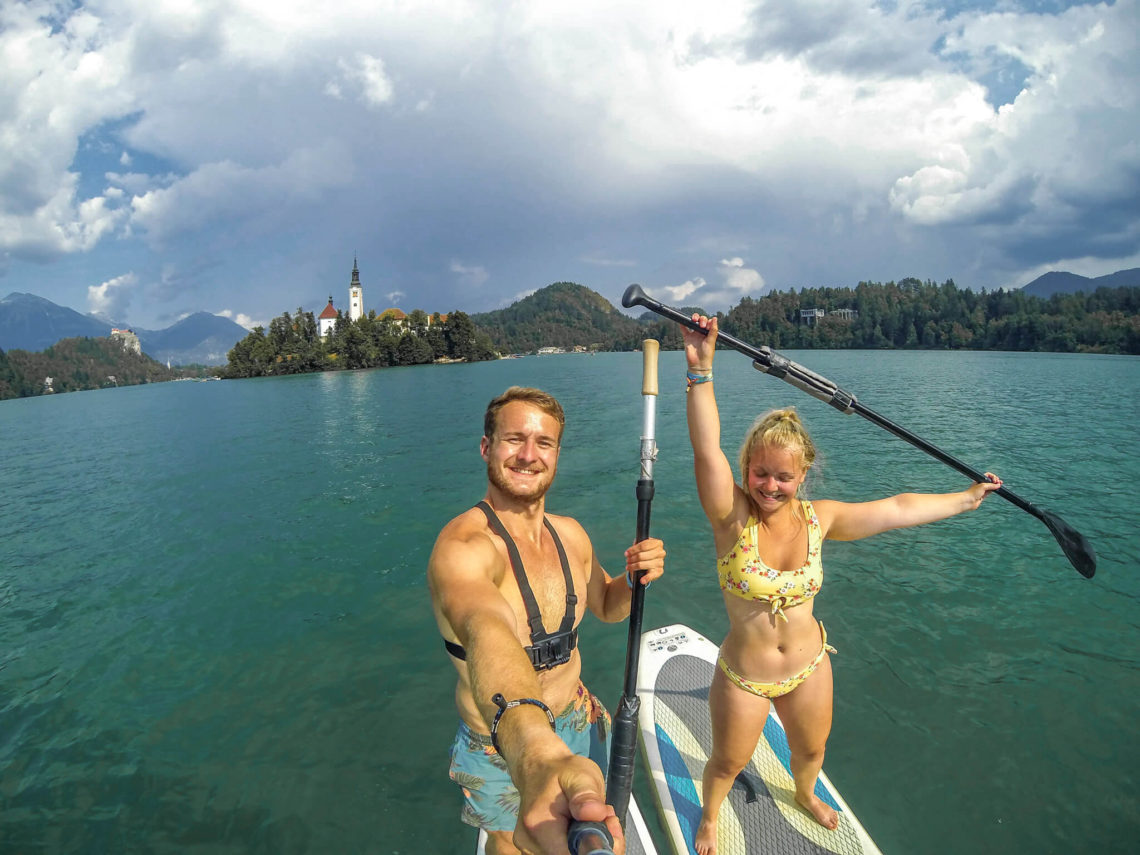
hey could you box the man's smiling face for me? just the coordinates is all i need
[481,400,561,502]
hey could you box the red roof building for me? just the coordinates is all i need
[318,296,339,337]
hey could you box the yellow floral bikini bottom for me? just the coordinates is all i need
[717,623,837,700]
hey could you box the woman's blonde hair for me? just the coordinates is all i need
[738,407,817,502]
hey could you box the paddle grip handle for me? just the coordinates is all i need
[641,338,659,396]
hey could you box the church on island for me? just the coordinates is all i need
[317,258,442,338]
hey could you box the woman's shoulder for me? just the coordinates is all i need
[805,497,846,538]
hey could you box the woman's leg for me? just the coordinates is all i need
[695,665,771,855]
[772,652,837,829]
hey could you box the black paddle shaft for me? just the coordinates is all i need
[622,284,1096,578]
[605,340,659,826]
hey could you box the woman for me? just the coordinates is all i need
[682,315,1002,855]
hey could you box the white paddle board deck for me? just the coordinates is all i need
[637,625,882,855]
[476,795,657,854]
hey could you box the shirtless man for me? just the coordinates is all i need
[429,386,666,855]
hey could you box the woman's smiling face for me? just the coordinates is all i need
[746,443,807,512]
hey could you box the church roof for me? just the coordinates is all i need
[379,307,406,321]
[318,297,338,320]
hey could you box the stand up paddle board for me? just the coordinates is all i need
[637,625,882,855]
[476,795,657,854]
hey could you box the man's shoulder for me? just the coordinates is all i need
[435,505,494,547]
[543,511,590,548]
[429,506,501,574]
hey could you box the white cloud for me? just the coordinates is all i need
[218,308,258,330]
[662,279,703,304]
[334,53,395,108]
[386,290,406,304]
[718,257,765,294]
[128,142,352,245]
[450,261,489,287]
[87,272,138,318]
[0,0,135,256]
[0,0,1136,327]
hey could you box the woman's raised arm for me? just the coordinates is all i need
[682,316,739,527]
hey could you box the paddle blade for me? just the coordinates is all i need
[1038,508,1097,578]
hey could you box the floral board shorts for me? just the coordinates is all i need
[447,682,612,833]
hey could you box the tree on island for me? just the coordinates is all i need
[223,307,497,379]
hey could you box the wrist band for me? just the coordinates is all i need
[686,370,713,391]
[489,692,556,755]
[626,571,651,590]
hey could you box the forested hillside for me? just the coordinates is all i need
[623,279,1139,355]
[1,338,176,400]
[470,282,645,352]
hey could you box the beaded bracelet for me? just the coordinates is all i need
[489,692,556,755]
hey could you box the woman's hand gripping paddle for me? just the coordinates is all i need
[622,284,1095,578]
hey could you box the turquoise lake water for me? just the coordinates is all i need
[1,349,1137,854]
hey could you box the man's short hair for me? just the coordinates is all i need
[484,387,566,443]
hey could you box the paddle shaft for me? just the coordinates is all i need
[622,284,1096,577]
[605,339,659,824]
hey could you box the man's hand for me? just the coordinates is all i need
[512,749,625,855]
[625,536,666,586]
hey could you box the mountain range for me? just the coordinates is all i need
[1019,268,1140,297]
[4,267,1137,366]
[0,293,249,366]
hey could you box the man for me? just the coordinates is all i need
[428,386,666,855]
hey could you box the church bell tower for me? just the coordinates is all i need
[349,256,364,322]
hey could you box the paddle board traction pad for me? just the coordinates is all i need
[476,795,657,854]
[637,624,883,855]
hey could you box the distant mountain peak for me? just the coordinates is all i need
[0,292,248,365]
[1021,267,1140,297]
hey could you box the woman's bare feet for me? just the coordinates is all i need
[694,816,718,855]
[795,792,839,829]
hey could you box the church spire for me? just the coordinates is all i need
[348,255,364,322]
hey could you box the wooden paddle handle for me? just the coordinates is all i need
[641,339,659,396]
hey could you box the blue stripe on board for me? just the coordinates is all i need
[656,723,700,855]
[762,715,841,812]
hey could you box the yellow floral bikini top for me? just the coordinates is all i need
[717,499,823,621]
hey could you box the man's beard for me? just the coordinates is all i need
[487,458,554,502]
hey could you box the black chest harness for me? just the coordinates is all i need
[444,501,579,671]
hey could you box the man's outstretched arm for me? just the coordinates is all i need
[428,528,624,854]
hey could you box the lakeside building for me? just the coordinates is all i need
[318,298,339,337]
[799,307,858,325]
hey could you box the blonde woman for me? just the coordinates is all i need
[682,315,1001,855]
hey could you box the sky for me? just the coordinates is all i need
[1,0,1137,331]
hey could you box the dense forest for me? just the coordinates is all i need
[632,279,1140,355]
[0,337,177,400]
[223,307,497,378]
